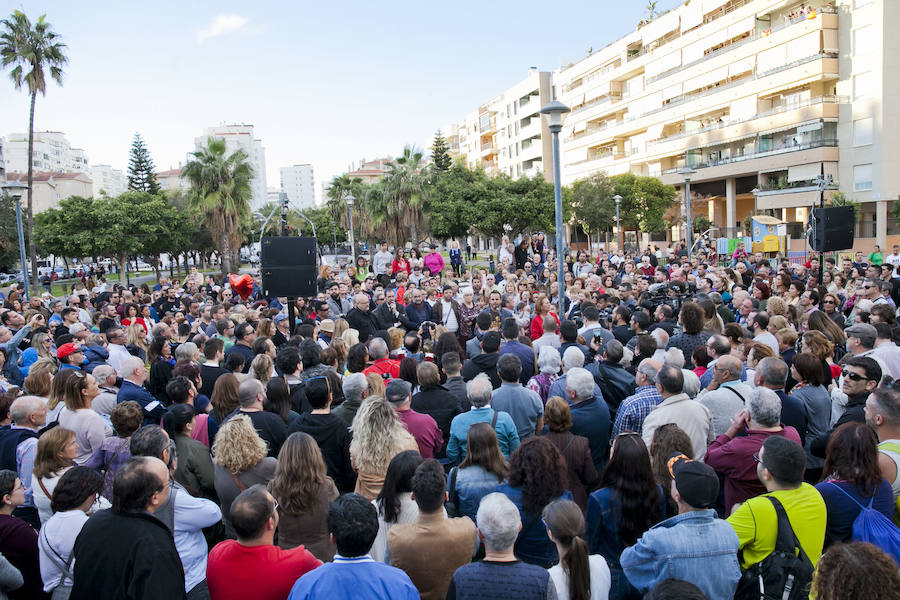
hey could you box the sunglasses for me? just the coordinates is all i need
[823,300,836,304]
[842,369,871,382]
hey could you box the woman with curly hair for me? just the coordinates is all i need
[370,450,423,563]
[268,432,339,561]
[349,396,418,500]
[586,433,665,600]
[765,295,788,319]
[814,422,894,548]
[495,436,572,568]
[812,542,900,600]
[649,424,694,515]
[211,415,277,528]
[801,330,838,387]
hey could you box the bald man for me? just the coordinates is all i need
[696,355,754,437]
[345,292,378,343]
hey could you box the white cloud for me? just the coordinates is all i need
[196,15,248,44]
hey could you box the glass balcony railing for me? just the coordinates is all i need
[661,138,838,174]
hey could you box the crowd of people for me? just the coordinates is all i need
[1,234,900,600]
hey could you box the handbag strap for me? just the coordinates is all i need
[37,477,52,500]
[39,526,75,584]
[722,385,746,404]
[449,467,459,508]
[828,481,875,509]
[490,410,499,430]
[229,471,248,491]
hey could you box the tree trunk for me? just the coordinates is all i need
[118,252,128,285]
[221,231,232,274]
[26,92,39,292]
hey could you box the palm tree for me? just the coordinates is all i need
[646,1,659,20]
[182,138,253,274]
[326,174,363,252]
[381,146,429,245]
[1,11,68,289]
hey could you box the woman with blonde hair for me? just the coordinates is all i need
[22,369,52,400]
[18,332,54,377]
[342,328,360,348]
[745,342,776,388]
[211,414,278,527]
[328,338,348,373]
[269,432,339,561]
[45,368,78,423]
[32,426,108,524]
[331,318,349,341]
[124,322,148,362]
[255,318,275,340]
[349,396,418,500]
[250,353,274,384]
[766,295,788,318]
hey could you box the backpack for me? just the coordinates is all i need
[877,441,900,527]
[734,496,814,600]
[829,482,900,566]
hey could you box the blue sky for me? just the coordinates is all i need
[0,0,683,202]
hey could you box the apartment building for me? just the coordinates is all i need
[194,124,267,209]
[6,171,93,213]
[345,157,393,184]
[280,164,316,208]
[3,131,89,174]
[448,69,555,181]
[90,164,127,197]
[157,167,188,192]
[557,0,899,250]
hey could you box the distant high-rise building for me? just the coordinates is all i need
[267,187,281,205]
[194,124,267,209]
[3,131,89,174]
[90,164,127,197]
[280,164,316,208]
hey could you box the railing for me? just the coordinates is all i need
[661,138,838,174]
[646,96,841,147]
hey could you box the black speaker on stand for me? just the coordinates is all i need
[260,237,318,297]
[809,207,855,253]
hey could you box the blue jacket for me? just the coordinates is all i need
[83,344,110,373]
[117,380,167,426]
[585,486,666,569]
[403,301,434,331]
[569,396,611,473]
[497,340,535,385]
[495,483,573,568]
[446,407,520,463]
[620,509,741,600]
[448,465,502,523]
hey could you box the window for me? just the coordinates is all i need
[854,26,873,56]
[853,117,873,146]
[854,72,873,100]
[854,163,873,192]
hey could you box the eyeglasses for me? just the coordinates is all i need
[823,300,836,304]
[842,369,871,382]
[752,452,762,464]
[306,375,331,396]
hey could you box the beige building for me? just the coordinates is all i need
[157,167,188,192]
[345,157,393,183]
[448,69,555,181]
[6,171,93,213]
[557,0,899,251]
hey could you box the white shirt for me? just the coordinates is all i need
[373,250,393,275]
[548,554,611,600]
[106,343,131,372]
[753,331,780,356]
[885,253,900,267]
[39,509,89,592]
[441,300,459,332]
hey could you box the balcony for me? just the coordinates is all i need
[664,138,837,174]
[480,142,494,157]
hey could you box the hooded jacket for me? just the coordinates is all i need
[461,352,501,389]
[82,344,110,373]
[287,413,356,493]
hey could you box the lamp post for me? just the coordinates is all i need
[678,167,697,256]
[540,99,571,311]
[613,194,622,253]
[346,194,356,267]
[1,181,30,301]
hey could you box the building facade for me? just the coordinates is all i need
[447,69,555,181]
[6,171,93,213]
[3,131,89,174]
[90,164,127,197]
[157,167,188,192]
[280,164,316,208]
[194,124,267,209]
[555,0,898,250]
[345,157,393,184]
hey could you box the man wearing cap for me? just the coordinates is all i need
[272,313,290,347]
[727,436,826,570]
[620,453,740,600]
[57,342,86,371]
[387,379,443,459]
[317,319,334,349]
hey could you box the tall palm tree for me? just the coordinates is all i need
[1,11,68,290]
[326,174,363,252]
[182,138,253,274]
[381,146,429,245]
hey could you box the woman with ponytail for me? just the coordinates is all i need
[544,499,611,600]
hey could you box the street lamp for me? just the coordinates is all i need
[678,167,697,255]
[346,194,356,267]
[540,99,571,311]
[1,181,30,300]
[613,195,622,253]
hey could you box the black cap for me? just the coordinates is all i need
[667,453,719,509]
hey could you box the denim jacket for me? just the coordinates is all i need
[620,509,741,600]
[449,465,502,522]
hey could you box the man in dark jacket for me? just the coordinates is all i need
[401,289,434,332]
[586,339,635,418]
[345,293,378,343]
[411,362,464,459]
[373,290,404,330]
[287,376,356,493]
[497,318,536,385]
[461,331,502,389]
[71,457,187,600]
[811,356,880,457]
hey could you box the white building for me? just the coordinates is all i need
[90,164,127,197]
[280,164,316,208]
[193,124,267,209]
[267,187,281,205]
[3,131,89,174]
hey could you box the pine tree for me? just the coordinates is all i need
[431,130,452,173]
[127,132,161,194]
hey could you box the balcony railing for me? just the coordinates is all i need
[661,138,837,174]
[647,95,842,147]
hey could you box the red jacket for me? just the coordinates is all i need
[363,358,400,381]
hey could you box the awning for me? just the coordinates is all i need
[787,163,821,182]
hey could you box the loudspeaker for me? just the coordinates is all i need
[260,236,317,297]
[810,207,855,252]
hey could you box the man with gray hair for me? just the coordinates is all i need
[613,358,664,437]
[705,387,801,510]
[91,364,120,416]
[548,345,601,400]
[334,372,367,426]
[386,379,443,459]
[174,341,200,364]
[696,355,753,437]
[117,355,167,425]
[642,365,714,460]
[754,356,809,445]
[446,374,519,462]
[0,396,46,527]
[229,378,285,457]
[446,492,557,600]
[363,336,400,380]
[565,367,611,473]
